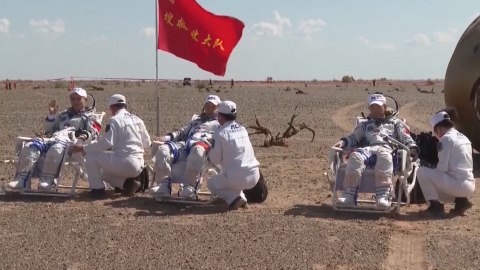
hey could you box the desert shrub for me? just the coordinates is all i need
[195,80,207,90]
[54,81,67,89]
[99,80,108,86]
[426,78,435,85]
[341,75,355,83]
[379,77,388,81]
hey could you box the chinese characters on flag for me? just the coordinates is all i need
[157,0,245,76]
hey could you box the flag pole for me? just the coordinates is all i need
[155,0,160,137]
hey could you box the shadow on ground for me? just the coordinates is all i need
[284,203,461,221]
[103,195,229,217]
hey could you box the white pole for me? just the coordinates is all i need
[155,0,160,137]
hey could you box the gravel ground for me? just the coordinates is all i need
[0,81,476,270]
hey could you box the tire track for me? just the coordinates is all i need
[398,101,431,132]
[331,102,364,132]
[384,223,430,270]
[332,102,430,270]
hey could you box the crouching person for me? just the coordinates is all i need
[71,94,151,197]
[333,94,419,209]
[417,111,475,215]
[207,101,260,210]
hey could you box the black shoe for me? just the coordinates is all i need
[228,196,247,210]
[122,178,141,197]
[88,188,106,197]
[452,197,473,215]
[426,200,445,215]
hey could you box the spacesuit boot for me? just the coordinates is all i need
[9,172,32,190]
[375,186,391,209]
[39,175,56,190]
[179,184,197,199]
[337,188,357,205]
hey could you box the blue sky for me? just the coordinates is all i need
[1,0,479,81]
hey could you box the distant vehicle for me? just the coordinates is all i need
[183,77,192,86]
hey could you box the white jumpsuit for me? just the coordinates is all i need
[154,114,219,191]
[207,121,260,205]
[83,109,151,189]
[10,109,99,189]
[417,128,475,203]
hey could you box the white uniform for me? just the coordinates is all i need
[417,128,475,203]
[9,88,99,190]
[207,117,260,205]
[84,108,151,189]
[153,95,221,197]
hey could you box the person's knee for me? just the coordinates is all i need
[345,151,365,175]
[186,145,206,167]
[45,145,64,162]
[155,145,171,170]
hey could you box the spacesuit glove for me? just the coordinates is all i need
[333,140,344,148]
[155,136,171,142]
[410,148,419,162]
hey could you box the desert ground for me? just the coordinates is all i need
[0,80,477,270]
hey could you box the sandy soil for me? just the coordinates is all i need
[0,81,477,270]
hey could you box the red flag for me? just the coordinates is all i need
[157,0,245,76]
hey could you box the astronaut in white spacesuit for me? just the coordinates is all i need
[333,94,419,209]
[417,111,475,215]
[8,88,99,190]
[152,95,221,198]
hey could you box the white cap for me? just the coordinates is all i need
[218,100,237,115]
[430,111,450,129]
[108,94,127,106]
[368,94,386,107]
[204,95,221,105]
[70,87,87,98]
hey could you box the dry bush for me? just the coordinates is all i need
[341,75,355,83]
[54,81,67,89]
[99,80,108,86]
[195,80,207,91]
[426,78,435,85]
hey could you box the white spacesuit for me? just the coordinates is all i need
[417,111,475,213]
[153,95,221,198]
[207,101,260,210]
[336,94,419,209]
[9,88,99,190]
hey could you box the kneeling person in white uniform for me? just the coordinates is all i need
[71,94,151,197]
[207,101,260,210]
[417,111,475,215]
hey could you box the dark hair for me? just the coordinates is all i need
[434,119,454,130]
[111,103,127,110]
[219,113,237,121]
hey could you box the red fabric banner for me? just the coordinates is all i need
[157,0,245,76]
